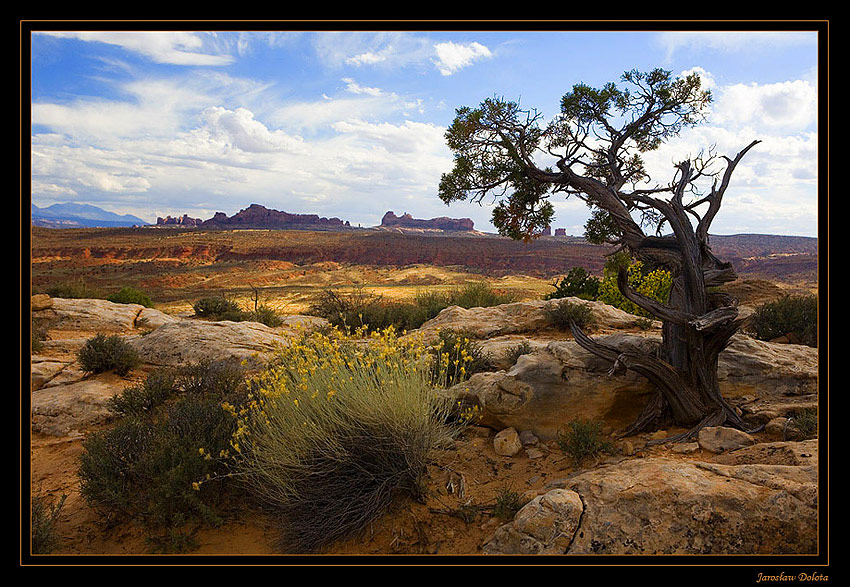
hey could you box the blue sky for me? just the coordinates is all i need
[29,28,821,237]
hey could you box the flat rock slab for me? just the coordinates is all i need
[31,376,127,437]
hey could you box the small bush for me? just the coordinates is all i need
[193,296,241,318]
[77,333,141,376]
[79,360,248,544]
[492,487,524,520]
[448,281,517,308]
[747,294,817,347]
[45,279,102,300]
[31,493,67,554]
[545,267,600,301]
[504,341,533,366]
[545,299,596,331]
[107,287,154,308]
[429,329,495,388]
[238,328,459,553]
[557,418,614,466]
[789,407,818,440]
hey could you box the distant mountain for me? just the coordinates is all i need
[158,203,351,231]
[32,203,149,228]
[380,211,475,231]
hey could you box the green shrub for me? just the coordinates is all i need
[107,287,154,308]
[109,368,179,418]
[237,328,459,553]
[78,360,248,545]
[747,294,817,347]
[429,329,495,388]
[45,279,102,299]
[492,487,524,520]
[789,407,818,440]
[557,418,614,466]
[545,267,600,301]
[448,281,517,308]
[598,258,672,318]
[545,299,596,331]
[245,304,283,327]
[193,295,241,318]
[504,341,533,366]
[31,493,67,554]
[77,333,141,376]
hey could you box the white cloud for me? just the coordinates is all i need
[712,80,817,132]
[38,32,235,66]
[432,41,492,75]
[655,31,817,62]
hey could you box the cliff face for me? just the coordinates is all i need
[381,211,474,231]
[160,204,350,230]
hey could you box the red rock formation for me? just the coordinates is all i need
[200,204,349,230]
[157,214,203,226]
[381,211,474,231]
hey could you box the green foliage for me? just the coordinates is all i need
[107,287,154,308]
[192,295,241,318]
[557,418,615,466]
[504,340,533,366]
[78,360,248,547]
[598,256,672,318]
[545,267,600,301]
[238,328,459,553]
[545,299,596,331]
[789,408,818,440]
[438,69,712,242]
[429,329,495,388]
[492,487,524,520]
[192,295,283,328]
[45,279,102,300]
[31,493,67,554]
[77,333,141,376]
[747,294,817,347]
[310,282,516,334]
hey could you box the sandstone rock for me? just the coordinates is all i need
[127,319,289,367]
[697,426,756,453]
[671,442,700,454]
[443,331,817,441]
[493,427,523,457]
[31,294,53,311]
[710,439,818,467]
[37,298,174,333]
[31,376,125,436]
[519,430,539,446]
[30,357,71,390]
[483,489,584,554]
[563,456,817,554]
[417,298,641,343]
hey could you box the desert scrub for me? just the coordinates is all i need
[557,418,615,466]
[447,281,517,308]
[545,299,596,331]
[193,295,242,318]
[545,267,600,301]
[492,486,524,520]
[107,286,154,308]
[504,340,533,366]
[789,407,818,440]
[78,359,248,547]
[45,279,102,300]
[77,333,141,376]
[236,327,459,553]
[428,329,494,388]
[747,294,817,347]
[31,493,67,554]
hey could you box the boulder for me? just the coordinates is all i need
[31,376,125,436]
[493,427,523,457]
[127,319,289,367]
[547,454,817,554]
[33,298,175,333]
[416,298,646,343]
[697,426,756,453]
[483,489,584,554]
[445,332,818,440]
[31,294,53,311]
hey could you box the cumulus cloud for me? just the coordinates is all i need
[432,41,492,75]
[712,80,817,132]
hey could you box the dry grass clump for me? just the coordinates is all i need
[236,327,462,553]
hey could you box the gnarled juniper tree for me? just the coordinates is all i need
[438,68,761,443]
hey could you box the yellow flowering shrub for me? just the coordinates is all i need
[235,326,461,553]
